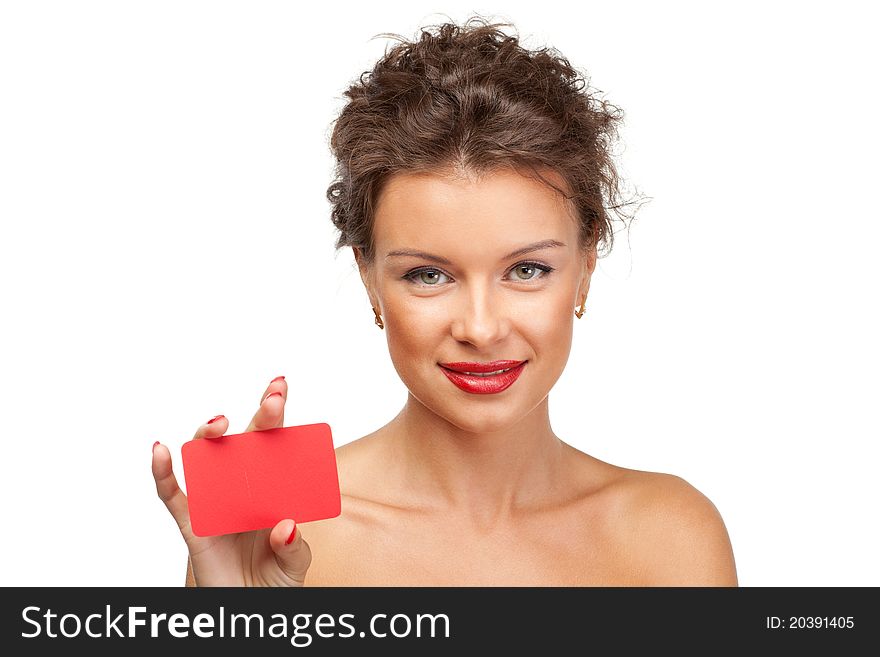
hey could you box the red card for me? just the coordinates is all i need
[181,423,341,537]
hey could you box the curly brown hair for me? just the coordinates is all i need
[326,15,638,267]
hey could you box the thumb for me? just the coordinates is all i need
[268,519,312,585]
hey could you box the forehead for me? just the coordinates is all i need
[372,167,578,252]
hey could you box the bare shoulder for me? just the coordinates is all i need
[295,433,392,585]
[610,469,738,586]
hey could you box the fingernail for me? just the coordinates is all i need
[207,414,225,424]
[285,524,297,545]
[271,375,285,383]
[152,441,160,453]
[263,391,282,403]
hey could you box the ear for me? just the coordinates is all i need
[352,247,380,309]
[578,245,598,303]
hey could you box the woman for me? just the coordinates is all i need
[151,16,738,586]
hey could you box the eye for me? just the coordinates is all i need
[405,268,450,286]
[402,261,554,287]
[510,261,554,281]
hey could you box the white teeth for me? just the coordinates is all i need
[462,368,512,377]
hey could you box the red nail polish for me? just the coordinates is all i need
[207,415,225,424]
[285,525,297,545]
[264,392,282,401]
[152,441,160,452]
[271,376,285,383]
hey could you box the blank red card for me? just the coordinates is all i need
[181,423,341,537]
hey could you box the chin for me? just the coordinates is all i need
[455,411,509,432]
[403,367,546,433]
[434,396,532,435]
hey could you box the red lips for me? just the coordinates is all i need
[438,360,527,394]
[437,360,525,373]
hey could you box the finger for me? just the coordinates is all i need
[268,519,311,585]
[192,414,228,440]
[151,441,196,543]
[245,376,287,432]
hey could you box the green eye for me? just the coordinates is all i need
[513,264,538,280]
[405,269,446,287]
[403,261,554,287]
[509,261,554,281]
[419,269,440,285]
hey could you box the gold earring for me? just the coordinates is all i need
[372,306,384,329]
[575,298,586,319]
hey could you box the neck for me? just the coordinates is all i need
[382,392,566,526]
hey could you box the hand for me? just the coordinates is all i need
[151,376,312,586]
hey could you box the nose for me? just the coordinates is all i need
[448,281,510,348]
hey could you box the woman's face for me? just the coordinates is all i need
[355,167,596,434]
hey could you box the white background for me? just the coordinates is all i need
[1,1,877,586]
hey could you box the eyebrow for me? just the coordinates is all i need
[385,239,566,265]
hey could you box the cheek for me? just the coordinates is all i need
[382,295,439,360]
[525,300,575,357]
[383,293,573,358]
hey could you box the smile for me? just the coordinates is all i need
[460,368,513,377]
[438,361,527,394]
